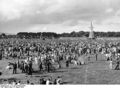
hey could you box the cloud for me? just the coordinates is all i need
[0,0,33,21]
[0,0,117,21]
[0,0,120,33]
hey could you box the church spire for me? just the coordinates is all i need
[91,21,93,31]
[89,21,95,39]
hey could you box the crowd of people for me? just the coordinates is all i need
[1,76,62,85]
[0,38,120,84]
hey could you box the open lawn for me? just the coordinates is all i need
[0,54,120,84]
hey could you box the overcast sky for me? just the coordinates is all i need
[0,0,120,34]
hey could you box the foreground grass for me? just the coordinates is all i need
[0,54,120,84]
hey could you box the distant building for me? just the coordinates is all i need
[89,21,95,39]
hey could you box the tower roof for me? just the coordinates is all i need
[90,21,93,30]
[89,21,95,39]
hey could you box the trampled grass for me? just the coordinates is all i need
[0,54,120,84]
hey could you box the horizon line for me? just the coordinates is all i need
[2,30,120,35]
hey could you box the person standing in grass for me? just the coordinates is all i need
[109,59,113,70]
[0,50,2,60]
[66,59,69,67]
[115,57,120,70]
[13,62,17,74]
[39,61,43,72]
[28,61,33,75]
[115,61,120,70]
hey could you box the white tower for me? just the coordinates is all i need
[89,21,95,39]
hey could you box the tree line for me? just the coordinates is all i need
[17,32,59,39]
[1,31,120,39]
[17,31,120,38]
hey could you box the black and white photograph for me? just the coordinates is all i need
[0,0,120,86]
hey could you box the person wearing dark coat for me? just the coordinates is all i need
[66,60,69,67]
[21,62,25,73]
[28,61,33,75]
[39,62,43,71]
[17,60,20,68]
[47,59,51,72]
[115,61,120,70]
[0,51,2,60]
[13,62,17,74]
[25,63,28,74]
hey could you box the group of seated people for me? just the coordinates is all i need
[2,76,62,85]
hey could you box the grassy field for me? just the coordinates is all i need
[0,54,120,84]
